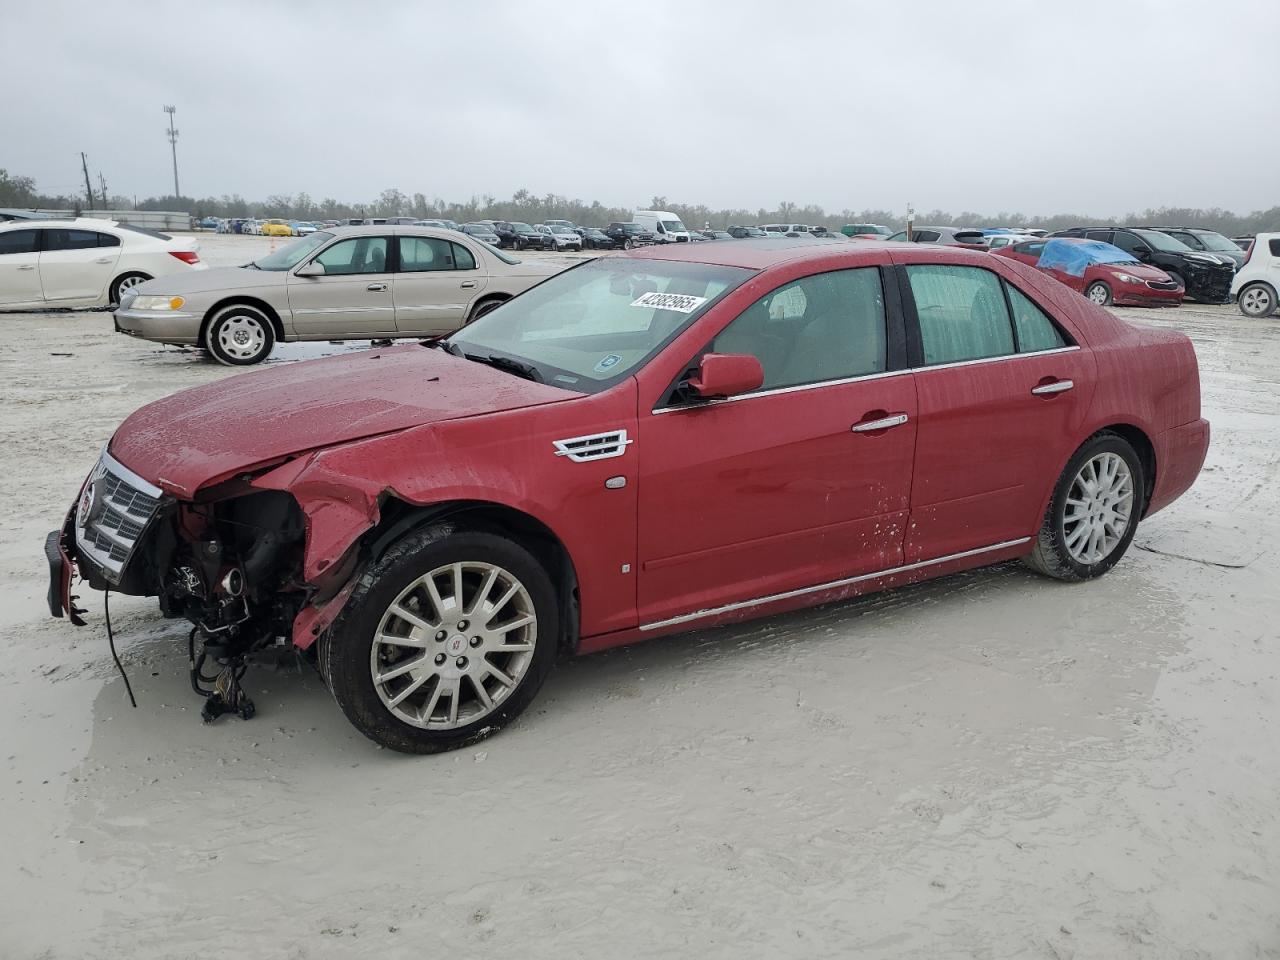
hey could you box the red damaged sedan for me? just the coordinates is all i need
[47,239,1210,753]
[995,236,1184,307]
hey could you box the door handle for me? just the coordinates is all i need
[1031,379,1074,396]
[366,282,388,292]
[460,280,477,289]
[852,413,909,433]
[17,264,35,271]
[94,257,113,264]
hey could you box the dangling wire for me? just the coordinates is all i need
[103,590,137,708]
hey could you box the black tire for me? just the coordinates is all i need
[624,239,634,250]
[1025,432,1145,582]
[204,303,277,366]
[1238,282,1277,318]
[324,526,559,754]
[109,271,152,306]
[1085,281,1113,306]
[468,298,505,323]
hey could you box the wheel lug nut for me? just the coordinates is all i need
[455,656,468,669]
[435,630,447,642]
[457,620,469,631]
[434,653,446,666]
[470,636,482,647]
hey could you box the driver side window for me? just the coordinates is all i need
[315,236,389,275]
[711,268,887,392]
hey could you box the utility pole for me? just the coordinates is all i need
[81,152,95,209]
[163,105,180,201]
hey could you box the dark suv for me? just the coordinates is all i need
[604,221,656,249]
[1051,227,1235,303]
[1149,227,1247,270]
[503,221,552,251]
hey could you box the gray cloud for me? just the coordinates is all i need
[6,0,1278,216]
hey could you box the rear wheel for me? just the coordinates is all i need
[1085,281,1113,306]
[468,298,505,323]
[110,272,151,306]
[1025,433,1144,582]
[205,303,276,365]
[324,527,559,754]
[1238,282,1277,318]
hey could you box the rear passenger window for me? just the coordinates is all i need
[1005,284,1068,352]
[712,267,887,390]
[1270,239,1280,257]
[451,242,476,270]
[96,232,120,248]
[45,229,105,252]
[906,265,1014,365]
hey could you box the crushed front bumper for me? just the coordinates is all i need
[46,511,85,625]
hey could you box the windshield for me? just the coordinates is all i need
[1187,231,1239,253]
[550,225,574,234]
[445,258,754,394]
[1133,229,1192,253]
[513,223,535,233]
[253,232,332,270]
[661,220,686,232]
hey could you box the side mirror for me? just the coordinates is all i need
[295,262,325,277]
[688,353,764,400]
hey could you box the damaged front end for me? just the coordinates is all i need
[49,447,325,723]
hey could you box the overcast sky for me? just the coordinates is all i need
[6,0,1277,216]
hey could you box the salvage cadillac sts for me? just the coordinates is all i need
[47,239,1210,753]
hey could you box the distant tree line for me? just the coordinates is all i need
[3,168,1276,236]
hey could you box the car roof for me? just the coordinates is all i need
[626,235,906,270]
[0,216,119,230]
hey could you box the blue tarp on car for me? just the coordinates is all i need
[1038,238,1136,277]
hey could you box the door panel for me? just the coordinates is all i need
[285,235,395,337]
[38,229,120,302]
[637,376,917,626]
[0,229,44,306]
[907,348,1094,560]
[393,236,487,333]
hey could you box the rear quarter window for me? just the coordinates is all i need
[1005,283,1068,352]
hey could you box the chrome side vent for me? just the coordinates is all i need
[553,429,632,463]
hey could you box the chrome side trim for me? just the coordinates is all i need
[912,345,1080,373]
[651,346,1081,415]
[638,537,1032,631]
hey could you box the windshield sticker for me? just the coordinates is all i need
[553,374,580,385]
[630,291,708,313]
[594,354,623,373]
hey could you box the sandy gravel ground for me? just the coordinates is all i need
[1,235,1276,959]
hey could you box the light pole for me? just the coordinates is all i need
[163,105,180,200]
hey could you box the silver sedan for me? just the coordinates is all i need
[113,225,566,364]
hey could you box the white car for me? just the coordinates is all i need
[1232,233,1280,318]
[0,217,206,310]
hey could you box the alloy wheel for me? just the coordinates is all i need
[1240,285,1273,317]
[370,561,537,729]
[1062,452,1134,565]
[116,274,147,296]
[1087,283,1110,305]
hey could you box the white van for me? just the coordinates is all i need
[633,210,691,244]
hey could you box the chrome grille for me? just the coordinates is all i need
[1146,279,1180,290]
[74,450,164,581]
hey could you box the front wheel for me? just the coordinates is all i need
[1238,282,1277,318]
[205,304,276,365]
[1085,281,1113,306]
[324,527,559,754]
[1025,433,1144,581]
[624,239,634,250]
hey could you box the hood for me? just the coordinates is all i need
[109,345,575,497]
[1100,262,1171,281]
[133,265,288,297]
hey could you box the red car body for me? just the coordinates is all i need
[994,238,1184,307]
[48,240,1209,746]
